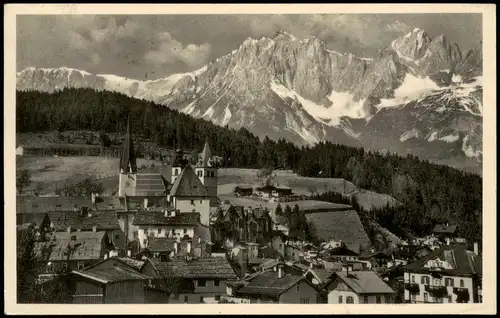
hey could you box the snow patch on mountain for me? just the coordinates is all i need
[377,73,441,108]
[440,134,460,143]
[462,135,482,159]
[400,128,420,142]
[221,106,232,126]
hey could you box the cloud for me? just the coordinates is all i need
[144,31,211,69]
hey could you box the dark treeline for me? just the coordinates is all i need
[17,88,482,242]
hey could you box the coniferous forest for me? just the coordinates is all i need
[16,88,482,243]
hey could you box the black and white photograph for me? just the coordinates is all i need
[4,3,496,315]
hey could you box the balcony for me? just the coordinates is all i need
[405,283,420,294]
[425,285,448,298]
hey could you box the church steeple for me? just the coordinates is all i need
[197,138,213,167]
[119,115,137,173]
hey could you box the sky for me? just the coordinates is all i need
[17,14,482,80]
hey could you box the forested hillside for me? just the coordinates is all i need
[16,88,482,242]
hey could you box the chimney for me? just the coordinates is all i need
[174,241,179,255]
[66,226,71,233]
[91,192,96,204]
[473,242,479,256]
[92,225,97,232]
[144,197,149,209]
[278,265,284,279]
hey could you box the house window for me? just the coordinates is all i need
[171,229,176,236]
[214,280,220,287]
[174,169,179,176]
[338,296,343,303]
[198,279,206,287]
[346,296,354,304]
[215,295,221,301]
[376,295,381,304]
[300,298,309,304]
[424,292,429,302]
[448,295,453,303]
[199,296,204,303]
[411,275,415,283]
[115,234,119,240]
[158,228,162,234]
[421,276,430,285]
[460,279,464,288]
[191,200,195,205]
[296,284,300,292]
[143,229,147,235]
[445,278,454,287]
[46,263,54,273]
[363,295,369,304]
[184,228,188,234]
[200,200,203,204]
[184,295,188,303]
[62,262,68,272]
[77,262,85,270]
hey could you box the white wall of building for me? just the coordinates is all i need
[137,225,196,248]
[173,197,211,226]
[403,272,474,303]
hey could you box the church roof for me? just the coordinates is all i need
[197,139,213,167]
[169,165,209,197]
[119,115,137,173]
[135,174,168,196]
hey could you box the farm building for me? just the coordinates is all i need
[233,185,254,197]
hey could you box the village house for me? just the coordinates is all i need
[324,270,396,304]
[141,256,238,303]
[320,244,360,262]
[403,244,482,303]
[69,264,153,304]
[33,231,116,283]
[213,205,274,247]
[432,223,466,246]
[226,263,320,304]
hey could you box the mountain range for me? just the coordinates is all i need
[16,28,483,174]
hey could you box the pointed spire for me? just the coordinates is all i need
[119,114,137,173]
[198,138,213,167]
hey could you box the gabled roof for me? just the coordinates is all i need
[325,246,360,257]
[82,256,146,272]
[16,196,126,215]
[119,115,137,173]
[169,165,209,197]
[433,224,458,234]
[148,257,237,279]
[405,244,482,276]
[72,265,151,284]
[47,209,121,231]
[133,211,200,226]
[135,174,168,196]
[34,231,107,262]
[236,271,313,297]
[330,271,395,295]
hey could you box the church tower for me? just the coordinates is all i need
[118,115,137,197]
[195,138,218,205]
[171,148,185,185]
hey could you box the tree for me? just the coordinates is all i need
[16,169,32,195]
[17,225,39,303]
[99,130,111,148]
[283,205,293,226]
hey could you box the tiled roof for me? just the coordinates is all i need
[433,224,458,234]
[133,211,200,226]
[115,257,146,271]
[74,265,151,284]
[169,165,209,197]
[405,244,482,276]
[135,174,168,196]
[149,257,237,279]
[34,231,107,261]
[147,237,176,253]
[324,246,360,257]
[306,210,370,254]
[237,271,306,297]
[308,268,336,284]
[16,196,125,215]
[332,271,395,295]
[47,209,121,231]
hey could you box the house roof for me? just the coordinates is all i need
[135,174,168,196]
[73,265,151,284]
[331,271,395,295]
[16,212,49,226]
[324,246,360,257]
[147,237,176,253]
[47,209,121,231]
[236,271,310,297]
[82,256,146,272]
[169,165,209,197]
[133,211,200,226]
[433,224,458,234]
[124,196,170,211]
[194,223,212,244]
[16,196,126,215]
[405,244,482,276]
[305,210,371,254]
[34,231,107,262]
[308,268,337,284]
[148,257,237,279]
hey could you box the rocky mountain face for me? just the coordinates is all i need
[16,28,483,174]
